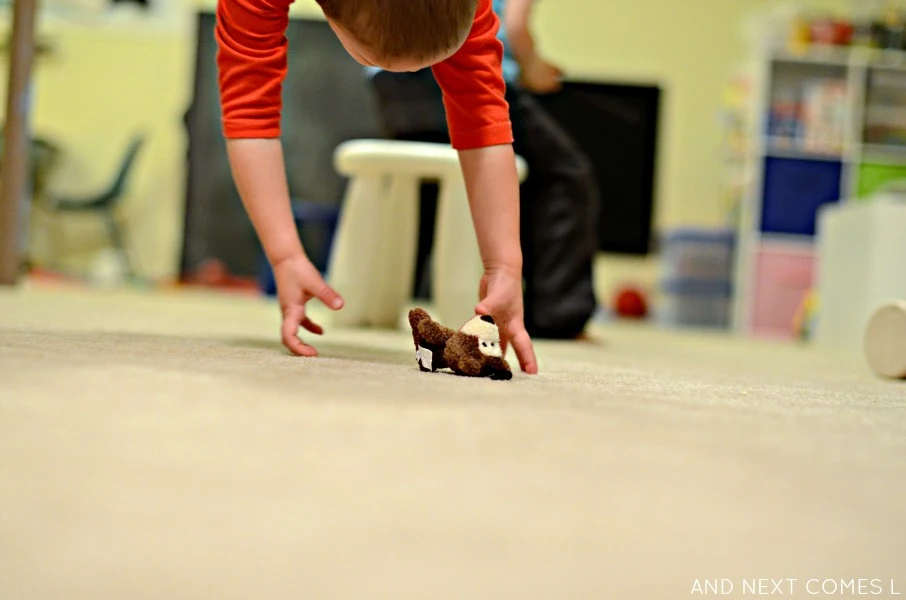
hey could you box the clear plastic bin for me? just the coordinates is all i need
[660,228,736,283]
[659,278,733,329]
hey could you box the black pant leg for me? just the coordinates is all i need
[507,87,600,339]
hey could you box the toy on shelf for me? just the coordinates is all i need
[864,69,906,148]
[767,77,848,155]
[880,6,905,50]
[408,308,512,380]
[809,18,854,47]
[786,6,906,52]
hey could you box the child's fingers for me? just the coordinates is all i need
[475,294,502,318]
[507,326,538,374]
[282,307,318,357]
[474,283,503,316]
[313,280,345,310]
[301,317,323,335]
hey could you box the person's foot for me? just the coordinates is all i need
[574,330,602,345]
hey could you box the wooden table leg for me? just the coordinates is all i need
[0,0,39,286]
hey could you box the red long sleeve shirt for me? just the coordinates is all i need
[215,0,513,150]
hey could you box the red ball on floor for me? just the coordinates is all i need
[614,287,648,319]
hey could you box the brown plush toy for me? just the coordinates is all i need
[408,308,513,380]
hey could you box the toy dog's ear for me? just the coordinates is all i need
[480,315,495,325]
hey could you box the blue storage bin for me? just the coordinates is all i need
[661,228,736,283]
[659,278,733,329]
[760,157,842,236]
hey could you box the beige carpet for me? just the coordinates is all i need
[1,283,904,599]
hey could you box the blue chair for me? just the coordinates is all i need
[258,200,341,296]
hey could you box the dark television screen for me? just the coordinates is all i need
[532,81,661,255]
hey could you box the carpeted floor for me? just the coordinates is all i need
[1,283,904,599]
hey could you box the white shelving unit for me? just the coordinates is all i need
[732,45,906,340]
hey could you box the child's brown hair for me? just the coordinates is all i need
[318,0,478,63]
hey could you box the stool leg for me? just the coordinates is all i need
[432,172,483,328]
[327,174,387,327]
[367,174,419,327]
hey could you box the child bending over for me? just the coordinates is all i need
[215,0,538,373]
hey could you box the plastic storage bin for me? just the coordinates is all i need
[760,156,842,236]
[749,243,815,339]
[660,279,733,329]
[661,228,736,282]
[857,162,906,198]
[659,227,736,329]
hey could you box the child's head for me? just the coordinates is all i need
[318,0,478,72]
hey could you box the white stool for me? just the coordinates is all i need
[326,139,528,329]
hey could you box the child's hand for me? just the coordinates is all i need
[272,254,344,357]
[475,265,539,374]
[521,57,563,94]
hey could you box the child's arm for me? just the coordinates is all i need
[216,0,298,263]
[457,144,522,273]
[431,0,538,374]
[458,143,536,374]
[226,139,302,266]
[216,0,344,356]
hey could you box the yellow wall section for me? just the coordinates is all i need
[3,0,904,289]
[1,9,196,280]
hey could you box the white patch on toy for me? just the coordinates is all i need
[416,345,433,370]
[460,314,503,358]
[477,337,502,358]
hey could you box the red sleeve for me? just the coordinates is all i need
[215,0,293,139]
[431,0,513,150]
